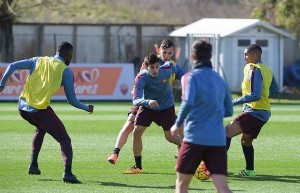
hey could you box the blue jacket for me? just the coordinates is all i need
[132,61,177,110]
[176,61,233,146]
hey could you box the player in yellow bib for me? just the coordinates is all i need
[225,44,279,176]
[0,42,94,183]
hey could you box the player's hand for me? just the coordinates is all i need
[0,85,4,93]
[154,44,160,55]
[87,104,94,114]
[149,100,159,108]
[170,124,183,137]
[232,98,238,106]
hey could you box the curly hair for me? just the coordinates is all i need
[160,39,174,50]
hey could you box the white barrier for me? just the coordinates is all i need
[0,63,135,100]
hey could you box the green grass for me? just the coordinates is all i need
[0,101,300,193]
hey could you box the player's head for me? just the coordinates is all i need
[244,44,262,64]
[56,41,73,66]
[160,39,174,62]
[191,40,212,61]
[144,53,160,77]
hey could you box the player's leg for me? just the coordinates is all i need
[204,146,232,193]
[125,107,152,174]
[164,131,182,145]
[132,125,147,166]
[19,109,45,175]
[210,174,232,193]
[176,141,202,193]
[108,110,136,164]
[29,107,81,183]
[237,133,256,176]
[114,113,135,149]
[234,113,265,176]
[29,128,46,174]
[157,105,182,147]
[225,113,245,150]
[175,173,193,193]
[124,124,146,174]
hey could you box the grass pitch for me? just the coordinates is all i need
[0,101,299,193]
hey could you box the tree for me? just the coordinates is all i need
[250,0,300,60]
[0,0,254,62]
[0,0,66,62]
[0,0,15,62]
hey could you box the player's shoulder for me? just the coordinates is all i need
[30,56,39,61]
[37,56,52,61]
[136,69,148,78]
[182,72,193,80]
[140,68,148,74]
[62,67,73,76]
[139,62,147,71]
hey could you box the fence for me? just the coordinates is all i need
[8,23,181,75]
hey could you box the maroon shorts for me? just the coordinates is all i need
[135,105,177,131]
[233,112,266,139]
[18,107,72,165]
[128,105,139,116]
[176,141,227,175]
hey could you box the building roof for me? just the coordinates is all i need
[169,18,294,39]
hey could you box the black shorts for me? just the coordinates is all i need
[176,141,227,175]
[135,105,177,131]
[233,112,266,139]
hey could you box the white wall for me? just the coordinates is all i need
[12,23,176,65]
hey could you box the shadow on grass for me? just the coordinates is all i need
[229,172,300,183]
[97,181,245,192]
[38,179,61,182]
[97,181,214,191]
[126,171,175,175]
[37,178,244,192]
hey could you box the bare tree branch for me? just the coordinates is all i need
[0,0,16,21]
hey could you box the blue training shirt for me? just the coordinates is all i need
[158,58,186,81]
[176,65,233,146]
[132,61,177,110]
[232,62,280,122]
[0,55,89,112]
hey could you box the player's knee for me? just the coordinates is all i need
[226,121,242,138]
[165,134,180,145]
[133,127,144,139]
[56,135,71,145]
[240,136,252,146]
[225,122,233,137]
[165,135,173,142]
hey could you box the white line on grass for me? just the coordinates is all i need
[0,106,131,112]
[0,115,127,121]
[224,115,300,122]
[1,114,300,121]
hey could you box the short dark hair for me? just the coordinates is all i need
[192,40,212,60]
[247,44,262,55]
[144,53,159,66]
[160,39,174,50]
[57,41,73,53]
